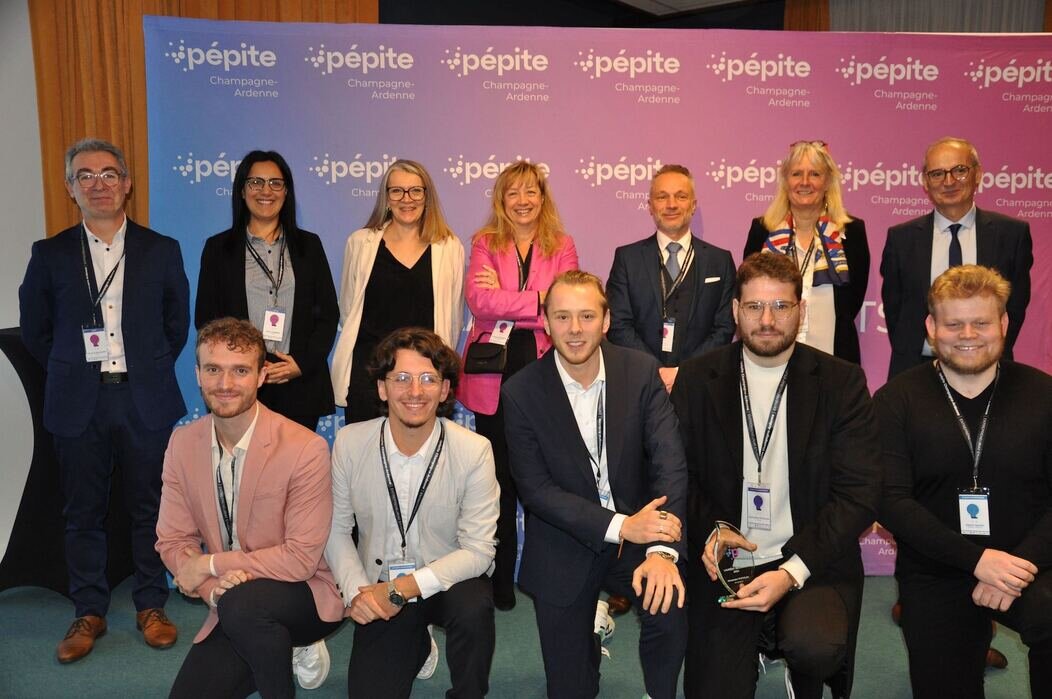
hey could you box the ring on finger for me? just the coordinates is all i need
[659,510,669,520]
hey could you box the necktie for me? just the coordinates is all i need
[665,241,682,279]
[948,223,963,268]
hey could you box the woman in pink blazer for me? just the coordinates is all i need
[459,161,578,611]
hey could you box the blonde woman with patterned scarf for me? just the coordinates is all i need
[744,140,870,364]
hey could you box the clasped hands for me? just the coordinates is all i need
[264,351,302,384]
[173,547,251,605]
[971,548,1037,612]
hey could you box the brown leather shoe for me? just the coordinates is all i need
[607,594,632,616]
[57,615,107,663]
[136,608,177,649]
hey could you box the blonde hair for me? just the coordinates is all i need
[762,141,852,232]
[473,161,565,257]
[364,159,454,243]
[927,265,1010,317]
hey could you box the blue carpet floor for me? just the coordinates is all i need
[0,576,1030,697]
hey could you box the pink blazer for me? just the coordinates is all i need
[155,404,343,642]
[458,234,579,415]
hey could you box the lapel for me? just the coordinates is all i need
[911,212,935,280]
[224,231,251,318]
[537,351,597,489]
[683,235,703,328]
[120,220,143,323]
[601,343,626,488]
[194,415,226,551]
[234,404,273,541]
[67,224,102,308]
[784,346,819,491]
[643,235,664,316]
[708,345,744,478]
[974,208,997,266]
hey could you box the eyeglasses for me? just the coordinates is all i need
[790,140,829,150]
[72,170,123,188]
[739,300,799,319]
[924,165,972,184]
[651,192,692,204]
[245,177,286,192]
[387,186,426,202]
[385,371,443,389]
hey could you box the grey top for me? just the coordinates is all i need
[245,230,296,354]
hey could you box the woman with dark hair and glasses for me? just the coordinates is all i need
[744,141,870,363]
[196,150,339,430]
[330,159,464,425]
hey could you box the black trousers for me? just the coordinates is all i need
[899,570,1052,699]
[684,559,860,699]
[531,545,688,699]
[169,579,341,699]
[472,409,518,604]
[346,575,495,699]
[52,381,172,617]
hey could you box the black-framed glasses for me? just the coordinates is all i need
[739,300,799,319]
[245,177,286,192]
[924,165,972,184]
[385,371,443,389]
[72,170,123,188]
[387,186,426,202]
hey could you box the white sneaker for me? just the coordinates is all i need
[292,640,330,690]
[593,600,616,643]
[417,625,439,680]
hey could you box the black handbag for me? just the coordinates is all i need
[463,340,507,374]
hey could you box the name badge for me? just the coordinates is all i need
[745,483,772,531]
[388,559,417,580]
[262,307,287,342]
[598,489,612,510]
[82,327,109,362]
[958,487,991,536]
[662,319,676,353]
[489,320,514,346]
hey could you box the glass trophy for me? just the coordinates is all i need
[711,520,755,602]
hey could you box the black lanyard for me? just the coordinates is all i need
[515,243,532,291]
[245,231,286,296]
[215,442,237,550]
[586,385,605,490]
[380,420,446,556]
[739,351,790,483]
[787,229,818,277]
[659,241,694,319]
[80,226,125,327]
[935,362,999,489]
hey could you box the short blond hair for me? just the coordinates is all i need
[927,265,1010,317]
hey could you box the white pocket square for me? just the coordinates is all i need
[704,276,721,283]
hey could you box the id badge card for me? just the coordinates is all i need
[388,559,417,580]
[262,307,287,342]
[489,320,514,346]
[82,327,109,362]
[598,489,612,509]
[745,483,772,531]
[958,487,992,536]
[662,319,676,353]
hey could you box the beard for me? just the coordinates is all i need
[741,324,797,358]
[932,337,1003,376]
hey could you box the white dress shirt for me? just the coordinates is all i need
[209,405,260,556]
[656,230,694,279]
[84,217,128,373]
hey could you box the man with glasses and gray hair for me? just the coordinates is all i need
[326,327,499,698]
[880,136,1033,380]
[19,138,189,662]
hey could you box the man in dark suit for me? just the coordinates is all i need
[671,253,881,699]
[880,136,1032,379]
[19,138,189,663]
[502,270,688,699]
[607,163,735,393]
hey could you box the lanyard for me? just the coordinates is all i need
[379,420,446,557]
[787,229,818,277]
[215,443,237,550]
[245,231,286,296]
[80,226,125,327]
[586,385,605,489]
[659,241,695,318]
[515,243,532,291]
[935,362,999,489]
[739,351,790,483]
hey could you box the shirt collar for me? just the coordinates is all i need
[554,346,606,392]
[83,215,128,245]
[384,417,442,459]
[933,204,977,232]
[656,230,692,253]
[210,403,261,456]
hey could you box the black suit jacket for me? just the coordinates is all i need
[607,234,735,364]
[670,342,882,584]
[744,217,870,364]
[880,208,1032,379]
[195,227,339,417]
[19,220,189,437]
[501,342,688,606]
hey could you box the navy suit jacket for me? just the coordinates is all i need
[19,220,189,437]
[501,342,688,607]
[195,227,339,418]
[880,208,1032,379]
[607,234,735,365]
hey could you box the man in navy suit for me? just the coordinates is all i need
[502,270,688,699]
[607,163,735,393]
[19,138,189,663]
[880,136,1032,380]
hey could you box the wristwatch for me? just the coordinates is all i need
[653,551,677,562]
[387,580,407,608]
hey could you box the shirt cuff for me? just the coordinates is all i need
[604,513,627,544]
[414,567,442,600]
[208,554,217,577]
[646,544,679,563]
[779,555,811,589]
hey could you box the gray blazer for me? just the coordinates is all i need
[325,417,499,602]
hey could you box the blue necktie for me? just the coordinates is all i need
[948,223,963,268]
[665,241,682,279]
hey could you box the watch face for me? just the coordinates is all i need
[388,587,406,607]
